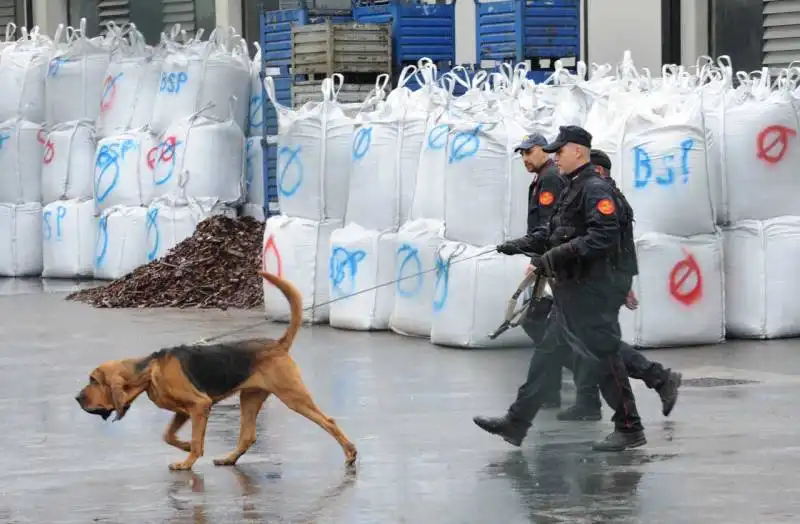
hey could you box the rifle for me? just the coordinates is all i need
[487,264,551,340]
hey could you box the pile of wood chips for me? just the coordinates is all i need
[67,215,265,310]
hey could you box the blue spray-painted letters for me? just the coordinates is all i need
[633,138,695,188]
[278,144,303,197]
[329,246,366,297]
[159,72,189,94]
[448,124,482,164]
[42,206,68,241]
[395,244,424,297]
[352,127,373,161]
[95,139,137,203]
[146,208,159,261]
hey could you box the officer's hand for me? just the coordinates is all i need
[496,242,520,255]
[530,255,551,277]
[625,290,639,310]
[538,244,573,277]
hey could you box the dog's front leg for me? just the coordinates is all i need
[169,400,211,471]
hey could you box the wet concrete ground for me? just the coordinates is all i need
[2,281,800,523]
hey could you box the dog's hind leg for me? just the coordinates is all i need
[169,397,213,471]
[163,413,191,452]
[214,390,270,466]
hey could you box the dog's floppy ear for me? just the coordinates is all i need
[106,363,149,422]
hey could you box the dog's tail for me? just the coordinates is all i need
[258,270,303,349]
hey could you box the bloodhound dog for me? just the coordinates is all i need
[75,270,358,471]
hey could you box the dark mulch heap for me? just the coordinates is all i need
[67,215,265,310]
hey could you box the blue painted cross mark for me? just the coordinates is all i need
[395,244,424,297]
[146,208,159,262]
[352,127,373,161]
[278,145,303,197]
[633,138,695,189]
[329,246,366,297]
[95,139,137,203]
[427,124,449,151]
[432,253,451,312]
[95,216,109,267]
[448,124,482,164]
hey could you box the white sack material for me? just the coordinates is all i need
[45,19,113,124]
[409,110,448,221]
[719,73,800,222]
[0,118,44,202]
[240,203,265,222]
[389,218,445,338]
[150,27,251,134]
[245,136,265,207]
[0,31,52,123]
[0,202,43,276]
[620,231,725,348]
[262,215,342,323]
[615,95,716,237]
[247,42,264,137]
[42,198,95,278]
[93,131,159,211]
[430,242,531,348]
[93,205,149,280]
[146,196,236,262]
[723,217,800,339]
[151,111,245,204]
[40,120,96,204]
[328,223,397,331]
[95,31,161,137]
[265,75,352,222]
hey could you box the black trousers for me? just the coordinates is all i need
[510,275,643,432]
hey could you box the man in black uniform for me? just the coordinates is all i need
[513,133,566,409]
[473,125,646,452]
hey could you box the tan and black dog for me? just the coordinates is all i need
[75,270,358,471]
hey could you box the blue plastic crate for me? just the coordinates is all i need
[476,0,580,64]
[265,141,279,216]
[352,0,455,75]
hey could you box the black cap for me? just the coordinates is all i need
[513,133,548,153]
[542,125,593,153]
[590,149,612,170]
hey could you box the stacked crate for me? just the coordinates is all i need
[290,20,392,106]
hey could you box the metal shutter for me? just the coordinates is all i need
[98,0,131,26]
[0,0,19,37]
[764,0,800,71]
[162,0,196,35]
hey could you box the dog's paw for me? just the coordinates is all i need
[345,448,358,468]
[168,461,194,471]
[213,457,237,467]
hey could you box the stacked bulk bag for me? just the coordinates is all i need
[93,131,158,211]
[245,136,265,210]
[247,42,265,137]
[40,120,96,204]
[150,25,251,134]
[0,26,54,124]
[0,118,44,202]
[42,198,95,277]
[262,215,343,323]
[265,74,355,222]
[151,106,245,205]
[93,205,149,280]
[0,202,43,276]
[146,195,235,262]
[328,223,397,331]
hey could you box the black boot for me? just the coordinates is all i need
[591,430,646,451]
[556,404,602,421]
[472,414,529,447]
[657,371,682,417]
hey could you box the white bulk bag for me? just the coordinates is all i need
[42,198,95,277]
[151,109,245,204]
[389,218,445,337]
[40,120,96,203]
[614,92,715,237]
[720,71,800,222]
[0,202,43,276]
[150,27,251,133]
[45,19,113,124]
[328,223,397,331]
[93,205,149,280]
[430,242,531,348]
[265,75,353,222]
[95,30,161,137]
[240,203,265,222]
[262,215,342,323]
[620,231,725,348]
[442,111,530,246]
[245,136,265,207]
[247,42,265,137]
[146,195,235,262]
[409,109,448,221]
[723,217,800,339]
[0,118,44,202]
[0,30,52,123]
[93,131,159,211]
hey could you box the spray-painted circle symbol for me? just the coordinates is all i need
[396,244,424,297]
[668,249,703,306]
[262,235,283,278]
[757,125,797,164]
[352,127,373,160]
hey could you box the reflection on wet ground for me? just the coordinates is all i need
[2,288,800,523]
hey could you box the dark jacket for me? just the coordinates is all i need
[599,175,638,277]
[526,159,565,234]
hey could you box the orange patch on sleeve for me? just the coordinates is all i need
[538,191,554,206]
[596,198,616,216]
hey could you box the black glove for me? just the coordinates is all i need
[532,243,574,277]
[496,242,521,255]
